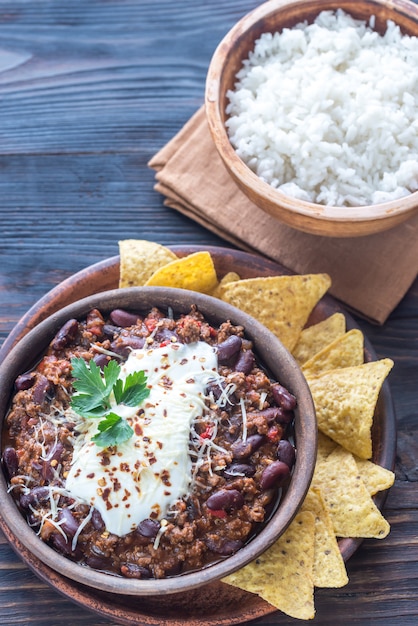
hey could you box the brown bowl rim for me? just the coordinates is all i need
[205,0,418,227]
[0,286,317,596]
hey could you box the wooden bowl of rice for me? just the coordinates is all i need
[205,0,418,237]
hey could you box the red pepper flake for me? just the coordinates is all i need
[89,325,103,337]
[200,424,213,440]
[145,318,158,333]
[208,508,227,518]
[267,426,281,442]
[159,339,170,347]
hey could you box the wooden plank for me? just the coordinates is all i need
[0,0,417,624]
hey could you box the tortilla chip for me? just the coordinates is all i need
[222,511,316,620]
[318,439,395,496]
[308,358,394,459]
[302,488,348,588]
[292,313,346,365]
[302,329,364,377]
[312,448,390,538]
[354,457,395,495]
[119,239,178,288]
[220,273,331,352]
[144,251,218,293]
[317,431,338,463]
[211,271,241,299]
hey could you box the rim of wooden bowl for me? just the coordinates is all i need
[0,286,317,596]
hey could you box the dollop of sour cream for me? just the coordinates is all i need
[65,341,218,537]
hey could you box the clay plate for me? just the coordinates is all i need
[0,245,396,626]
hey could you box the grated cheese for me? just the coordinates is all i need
[240,396,248,442]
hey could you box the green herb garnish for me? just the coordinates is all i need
[70,357,150,447]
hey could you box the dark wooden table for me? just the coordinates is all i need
[0,1,417,624]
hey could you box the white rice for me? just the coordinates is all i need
[225,9,418,206]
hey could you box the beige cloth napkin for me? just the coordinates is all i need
[149,106,418,324]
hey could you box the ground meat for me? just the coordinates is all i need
[2,305,297,579]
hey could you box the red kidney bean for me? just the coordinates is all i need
[110,309,140,327]
[121,563,151,579]
[46,441,64,463]
[231,433,264,459]
[51,318,79,351]
[91,508,105,531]
[42,442,64,481]
[2,447,19,478]
[277,440,296,469]
[186,497,201,521]
[136,518,160,538]
[27,513,40,528]
[43,457,62,478]
[93,353,111,370]
[102,323,120,337]
[14,372,36,391]
[32,375,53,405]
[205,537,244,555]
[275,407,294,425]
[206,380,237,406]
[154,327,179,343]
[57,508,80,539]
[234,349,255,374]
[272,384,297,410]
[206,488,244,511]
[50,532,73,555]
[251,407,282,424]
[216,335,242,363]
[260,461,290,490]
[20,486,51,510]
[31,460,43,473]
[110,334,146,357]
[206,380,224,401]
[224,463,256,478]
[85,555,113,571]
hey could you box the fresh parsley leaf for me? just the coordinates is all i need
[70,357,120,415]
[102,359,121,392]
[91,412,134,447]
[70,356,149,448]
[113,370,150,407]
[70,395,109,418]
[71,357,117,398]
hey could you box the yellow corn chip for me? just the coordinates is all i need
[292,313,346,365]
[317,431,338,463]
[312,447,390,538]
[119,239,178,288]
[302,488,348,588]
[308,358,394,459]
[220,273,331,352]
[211,271,241,299]
[302,328,364,377]
[354,457,395,495]
[144,251,218,293]
[222,511,316,620]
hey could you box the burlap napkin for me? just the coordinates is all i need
[149,106,418,324]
